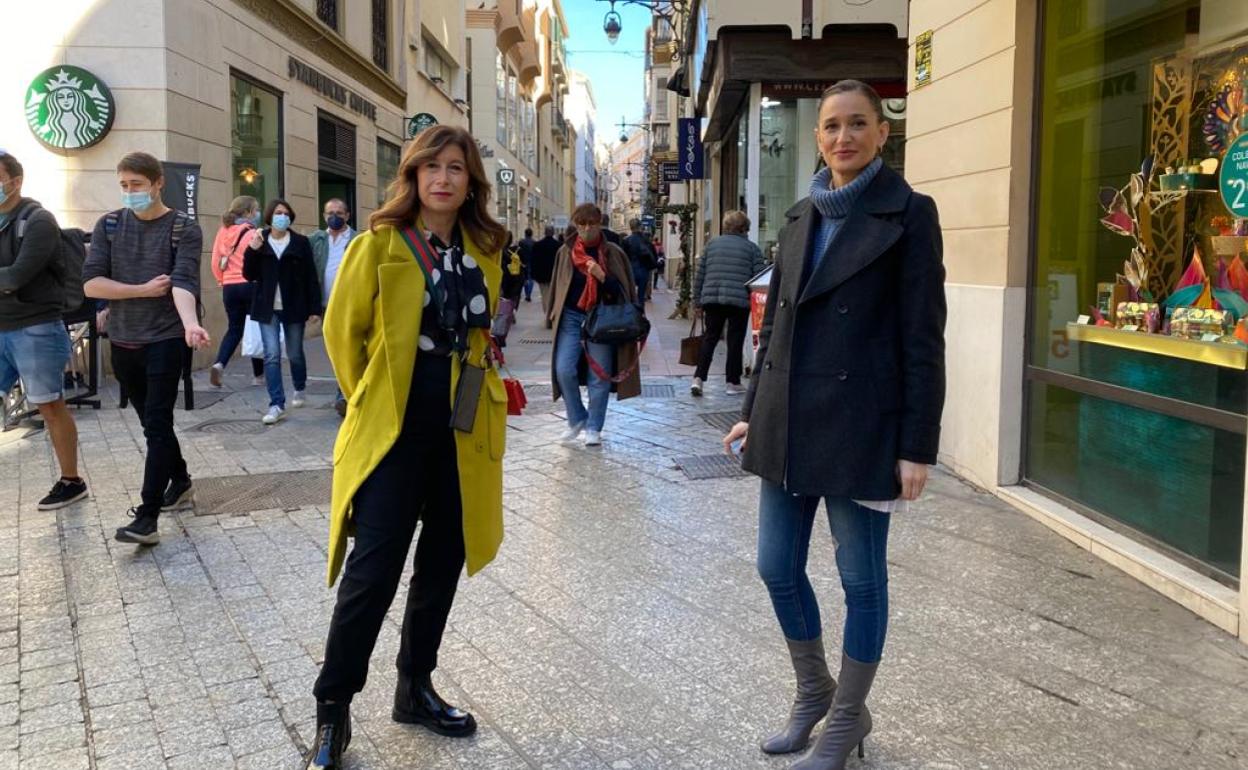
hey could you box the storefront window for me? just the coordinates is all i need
[231,72,282,204]
[507,70,519,156]
[496,54,507,148]
[376,139,400,207]
[1027,0,1248,579]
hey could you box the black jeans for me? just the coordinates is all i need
[695,304,750,385]
[214,282,263,377]
[110,337,190,516]
[313,355,466,703]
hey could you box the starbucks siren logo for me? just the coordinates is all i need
[25,66,115,150]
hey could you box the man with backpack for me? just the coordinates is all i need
[623,218,658,305]
[0,151,90,511]
[83,152,208,546]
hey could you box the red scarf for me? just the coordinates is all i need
[570,235,605,312]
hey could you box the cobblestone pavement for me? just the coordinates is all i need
[3,290,1248,769]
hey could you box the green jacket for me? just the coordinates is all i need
[309,227,357,284]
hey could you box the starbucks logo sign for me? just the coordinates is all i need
[25,66,115,150]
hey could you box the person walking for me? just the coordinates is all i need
[723,80,946,769]
[84,151,210,545]
[500,232,525,307]
[690,210,766,397]
[303,125,508,770]
[243,199,321,425]
[622,219,657,304]
[518,227,536,302]
[208,195,264,387]
[532,225,560,319]
[310,198,357,417]
[548,203,640,447]
[0,150,89,510]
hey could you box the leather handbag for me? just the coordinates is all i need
[582,298,650,345]
[679,315,702,367]
[488,339,527,416]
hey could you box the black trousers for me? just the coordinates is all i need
[215,282,264,377]
[110,337,190,515]
[694,304,750,384]
[313,355,466,703]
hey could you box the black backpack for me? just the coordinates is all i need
[13,203,88,316]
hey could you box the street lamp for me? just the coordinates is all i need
[595,0,688,58]
[618,116,650,144]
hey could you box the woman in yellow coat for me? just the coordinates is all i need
[303,125,509,770]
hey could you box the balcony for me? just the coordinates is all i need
[495,0,525,51]
[552,108,570,147]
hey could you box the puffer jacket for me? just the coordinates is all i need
[693,233,767,309]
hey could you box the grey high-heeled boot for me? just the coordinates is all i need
[761,636,837,754]
[790,652,878,770]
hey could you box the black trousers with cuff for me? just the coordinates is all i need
[313,354,466,703]
[694,304,750,385]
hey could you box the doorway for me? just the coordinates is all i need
[317,111,357,228]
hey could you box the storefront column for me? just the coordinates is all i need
[1241,473,1248,640]
[746,82,762,244]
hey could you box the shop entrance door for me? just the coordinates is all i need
[317,111,357,228]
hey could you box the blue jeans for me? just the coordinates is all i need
[259,311,306,408]
[756,480,891,663]
[0,320,71,405]
[555,308,613,432]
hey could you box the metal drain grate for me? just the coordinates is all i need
[641,383,676,399]
[698,411,741,432]
[191,419,267,435]
[192,469,332,515]
[672,454,749,480]
[519,338,553,344]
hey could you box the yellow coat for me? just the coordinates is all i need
[322,224,506,586]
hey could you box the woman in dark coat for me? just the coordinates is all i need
[242,199,322,424]
[724,80,946,769]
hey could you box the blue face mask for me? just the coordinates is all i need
[251,212,264,226]
[327,215,346,231]
[271,213,291,231]
[122,191,153,212]
[0,181,9,207]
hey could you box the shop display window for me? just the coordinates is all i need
[231,72,283,205]
[376,139,400,208]
[1028,0,1248,579]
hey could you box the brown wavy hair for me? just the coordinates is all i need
[370,125,507,256]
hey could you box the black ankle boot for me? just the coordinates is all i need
[304,701,351,769]
[393,673,477,737]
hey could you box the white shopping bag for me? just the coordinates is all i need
[241,316,286,359]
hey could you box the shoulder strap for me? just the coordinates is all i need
[170,211,190,251]
[103,210,123,244]
[12,202,42,242]
[230,224,252,253]
[398,225,441,286]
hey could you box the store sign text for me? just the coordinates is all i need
[288,58,377,122]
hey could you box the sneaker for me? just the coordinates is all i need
[37,478,88,510]
[114,508,160,546]
[334,399,347,418]
[725,382,747,396]
[583,430,602,447]
[560,421,586,441]
[161,476,194,511]
[209,363,224,388]
[262,406,285,425]
[690,378,704,397]
[291,390,307,408]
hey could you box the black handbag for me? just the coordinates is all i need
[582,298,650,345]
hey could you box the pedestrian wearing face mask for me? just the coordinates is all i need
[243,200,322,424]
[310,200,356,415]
[84,152,209,546]
[208,195,265,387]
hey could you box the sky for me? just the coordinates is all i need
[561,0,653,149]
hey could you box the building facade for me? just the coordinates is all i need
[906,0,1248,638]
[565,70,601,206]
[6,0,466,364]
[676,0,909,256]
[608,129,648,231]
[467,0,576,236]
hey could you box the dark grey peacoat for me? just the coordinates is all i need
[740,163,947,499]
